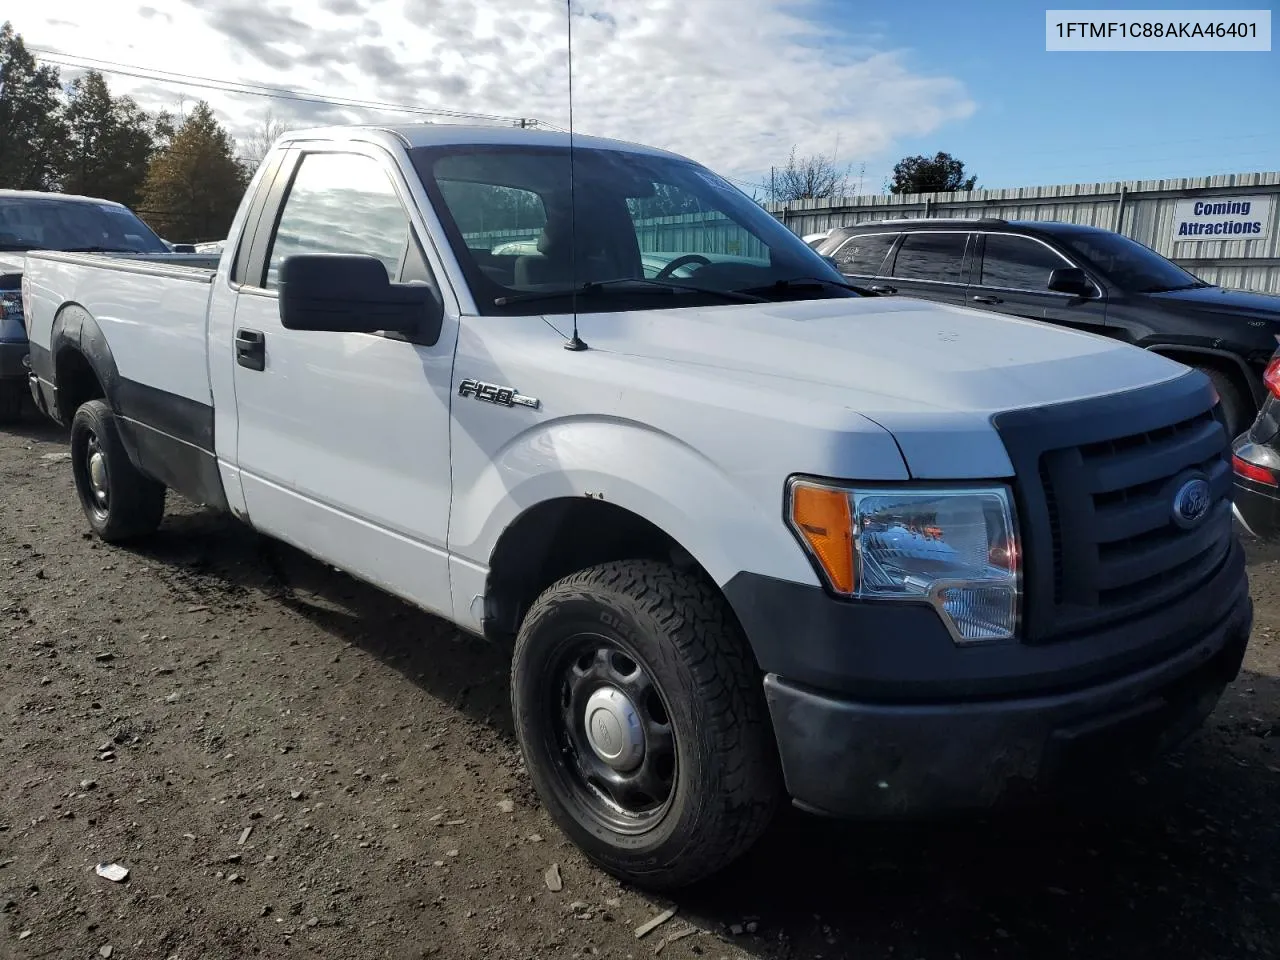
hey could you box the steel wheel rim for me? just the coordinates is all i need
[546,631,678,834]
[85,433,110,519]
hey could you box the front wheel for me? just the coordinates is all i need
[70,399,166,542]
[511,560,781,890]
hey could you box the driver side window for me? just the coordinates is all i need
[625,182,767,278]
[264,152,417,290]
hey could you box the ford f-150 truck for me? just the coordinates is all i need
[21,124,1253,890]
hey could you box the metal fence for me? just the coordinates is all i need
[766,171,1280,294]
[465,214,770,260]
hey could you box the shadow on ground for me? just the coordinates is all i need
[130,507,1280,960]
[3,408,67,443]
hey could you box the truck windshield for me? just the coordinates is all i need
[0,197,168,255]
[1059,230,1207,294]
[410,144,855,315]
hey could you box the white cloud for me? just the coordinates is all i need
[6,0,976,185]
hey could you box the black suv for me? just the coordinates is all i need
[814,218,1280,436]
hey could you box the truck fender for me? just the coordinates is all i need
[50,303,124,415]
[47,304,155,477]
[450,418,821,604]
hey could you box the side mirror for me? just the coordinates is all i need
[279,254,440,340]
[822,255,841,272]
[1048,267,1094,297]
[171,243,197,253]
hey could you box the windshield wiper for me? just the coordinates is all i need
[60,245,137,253]
[737,276,878,297]
[0,243,42,252]
[494,277,766,306]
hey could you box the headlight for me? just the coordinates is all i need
[786,479,1020,643]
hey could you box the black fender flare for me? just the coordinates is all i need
[49,305,150,475]
[1142,343,1265,407]
[51,303,124,414]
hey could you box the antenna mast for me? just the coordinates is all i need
[562,0,587,351]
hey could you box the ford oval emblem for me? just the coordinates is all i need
[1171,477,1211,529]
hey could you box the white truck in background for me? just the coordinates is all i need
[21,123,1252,889]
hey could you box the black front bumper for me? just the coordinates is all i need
[726,539,1252,818]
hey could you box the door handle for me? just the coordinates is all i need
[235,328,266,371]
[971,295,1003,305]
[869,284,897,295]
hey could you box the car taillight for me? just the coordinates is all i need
[1234,454,1278,486]
[1264,356,1280,400]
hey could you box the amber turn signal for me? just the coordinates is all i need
[788,481,856,594]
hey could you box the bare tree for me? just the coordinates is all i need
[768,146,851,203]
[241,110,294,168]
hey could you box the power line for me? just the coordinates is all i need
[30,47,541,127]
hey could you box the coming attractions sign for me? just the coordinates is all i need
[1172,195,1273,241]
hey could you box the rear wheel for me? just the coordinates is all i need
[511,560,781,890]
[0,380,24,424]
[70,399,166,542]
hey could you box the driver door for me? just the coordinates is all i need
[230,146,460,619]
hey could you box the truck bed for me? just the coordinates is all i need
[23,250,219,411]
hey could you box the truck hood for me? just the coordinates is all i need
[576,295,1190,478]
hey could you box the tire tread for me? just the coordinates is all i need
[70,399,166,542]
[515,559,780,889]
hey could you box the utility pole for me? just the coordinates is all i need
[770,166,775,204]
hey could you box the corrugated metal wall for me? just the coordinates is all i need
[466,215,770,259]
[768,171,1280,294]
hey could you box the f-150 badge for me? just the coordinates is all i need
[457,378,540,410]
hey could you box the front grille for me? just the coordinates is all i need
[993,373,1232,643]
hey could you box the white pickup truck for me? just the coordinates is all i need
[21,123,1252,889]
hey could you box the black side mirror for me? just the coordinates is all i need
[279,254,441,340]
[172,243,197,253]
[1048,267,1094,297]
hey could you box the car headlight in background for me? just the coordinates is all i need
[786,480,1020,643]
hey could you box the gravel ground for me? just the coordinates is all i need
[2,413,1278,960]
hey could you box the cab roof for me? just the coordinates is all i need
[275,122,688,162]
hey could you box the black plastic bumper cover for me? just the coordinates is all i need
[726,540,1252,818]
[764,602,1248,817]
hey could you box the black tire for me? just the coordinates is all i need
[70,399,166,542]
[511,560,781,890]
[0,380,23,424]
[1200,365,1251,438]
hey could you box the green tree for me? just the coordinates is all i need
[62,70,157,208]
[0,20,68,190]
[889,152,977,195]
[139,101,248,242]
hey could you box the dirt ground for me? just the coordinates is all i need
[2,413,1278,960]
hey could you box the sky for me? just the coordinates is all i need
[4,0,1277,194]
